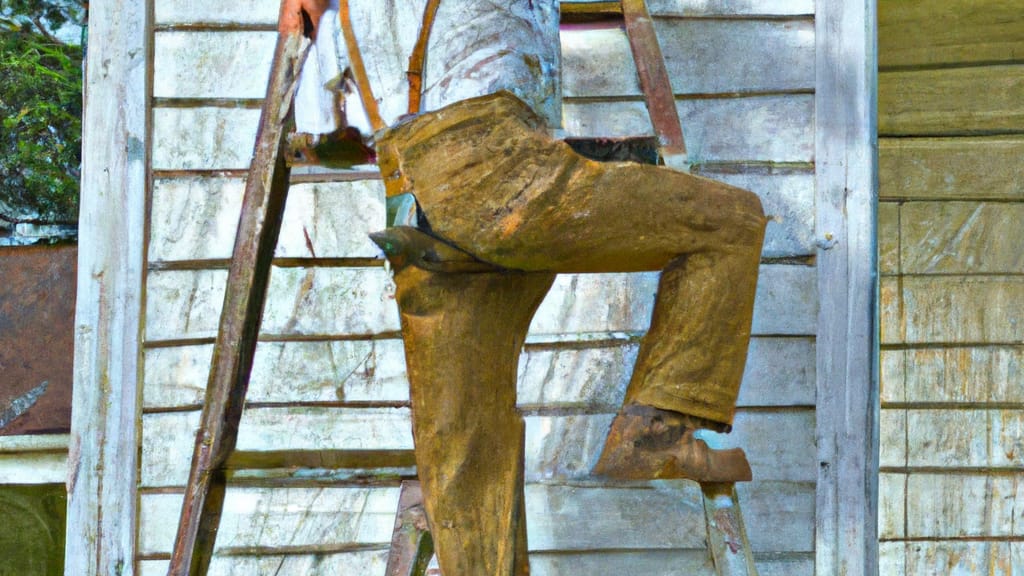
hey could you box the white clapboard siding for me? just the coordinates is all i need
[0,435,68,484]
[562,20,814,98]
[144,264,816,342]
[154,31,278,99]
[154,1,280,25]
[149,178,386,262]
[531,551,814,576]
[151,171,812,263]
[144,267,401,341]
[610,0,814,17]
[904,473,1022,538]
[143,335,814,409]
[563,95,814,162]
[138,552,390,576]
[141,551,815,576]
[152,20,813,100]
[152,107,261,170]
[525,410,816,483]
[152,96,813,170]
[139,408,413,488]
[140,407,812,487]
[881,347,1024,404]
[138,487,401,555]
[138,481,813,558]
[707,171,816,257]
[155,0,815,27]
[881,276,1024,345]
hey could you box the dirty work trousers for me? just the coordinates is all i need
[377,92,767,575]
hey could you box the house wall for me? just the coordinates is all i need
[877,1,1024,571]
[70,0,874,573]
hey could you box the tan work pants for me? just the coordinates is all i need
[380,92,766,574]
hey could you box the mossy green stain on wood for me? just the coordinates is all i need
[0,484,66,576]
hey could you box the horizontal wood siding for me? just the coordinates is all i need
[137,2,819,573]
[878,0,1024,569]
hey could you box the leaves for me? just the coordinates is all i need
[0,27,82,224]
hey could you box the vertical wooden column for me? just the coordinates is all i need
[814,0,879,573]
[65,0,149,574]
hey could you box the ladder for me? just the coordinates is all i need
[166,1,758,575]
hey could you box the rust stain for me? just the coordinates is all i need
[0,244,76,435]
[713,507,743,554]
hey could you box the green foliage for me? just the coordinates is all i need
[1,0,83,225]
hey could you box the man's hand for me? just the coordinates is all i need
[278,0,330,39]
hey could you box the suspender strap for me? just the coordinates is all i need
[408,0,443,115]
[339,0,386,132]
[621,0,690,170]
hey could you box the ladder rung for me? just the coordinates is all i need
[560,2,624,23]
[226,449,417,471]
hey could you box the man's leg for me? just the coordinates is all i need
[392,263,555,575]
[379,93,767,479]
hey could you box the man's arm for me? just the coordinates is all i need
[278,0,330,39]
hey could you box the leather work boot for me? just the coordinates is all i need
[592,405,752,483]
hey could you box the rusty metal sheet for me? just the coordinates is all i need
[0,244,76,436]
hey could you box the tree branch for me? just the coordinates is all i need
[29,15,63,44]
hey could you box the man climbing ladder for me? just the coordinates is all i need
[326,0,767,572]
[169,1,766,574]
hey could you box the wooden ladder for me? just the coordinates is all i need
[166,1,758,575]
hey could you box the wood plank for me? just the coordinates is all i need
[0,452,67,484]
[532,551,814,576]
[883,276,1024,345]
[905,541,1016,574]
[138,487,401,555]
[140,408,813,487]
[144,267,401,341]
[153,95,813,168]
[878,202,899,275]
[905,473,1021,538]
[154,31,278,99]
[524,410,815,483]
[881,347,1024,405]
[138,552,390,576]
[897,408,1024,469]
[814,0,878,573]
[143,335,815,410]
[879,409,906,468]
[879,65,1024,136]
[150,171,813,262]
[879,0,1024,69]
[562,20,814,97]
[879,542,906,575]
[149,178,386,262]
[143,339,408,408]
[138,482,813,557]
[140,550,816,576]
[877,473,906,540]
[144,264,816,342]
[152,107,262,170]
[155,1,279,25]
[563,94,814,162]
[905,409,988,467]
[526,481,813,553]
[140,408,414,487]
[879,137,1024,201]
[900,202,1024,274]
[701,171,816,258]
[564,0,815,16]
[879,349,905,404]
[66,0,147,572]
